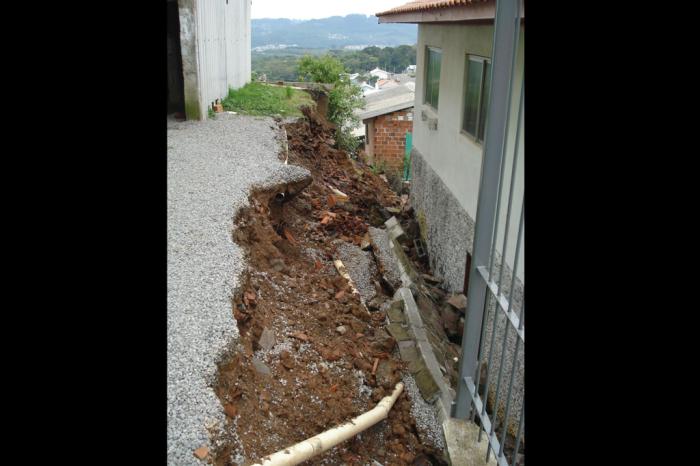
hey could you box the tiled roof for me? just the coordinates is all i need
[376,0,490,17]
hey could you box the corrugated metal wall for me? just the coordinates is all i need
[195,0,250,118]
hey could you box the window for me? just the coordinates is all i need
[463,56,491,143]
[424,47,442,109]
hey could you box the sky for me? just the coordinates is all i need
[251,0,410,20]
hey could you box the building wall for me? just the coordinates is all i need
[410,21,525,438]
[179,0,251,120]
[412,22,524,286]
[366,108,414,175]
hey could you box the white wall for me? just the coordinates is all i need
[414,23,524,281]
[194,0,251,119]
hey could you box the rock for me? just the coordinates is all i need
[258,327,276,352]
[336,325,347,335]
[440,304,462,339]
[375,359,400,388]
[252,357,271,376]
[447,293,467,311]
[372,328,397,352]
[368,295,386,311]
[353,357,373,372]
[280,350,295,369]
[289,331,311,342]
[421,273,442,285]
[360,233,371,250]
[269,257,286,273]
[193,446,209,460]
[224,403,237,418]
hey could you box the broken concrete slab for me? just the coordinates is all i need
[413,366,441,402]
[397,287,425,330]
[368,226,403,292]
[443,418,497,466]
[386,322,413,341]
[397,340,419,363]
[384,216,406,243]
[252,357,272,376]
[386,301,405,323]
[258,328,276,352]
[416,293,446,337]
[447,293,467,311]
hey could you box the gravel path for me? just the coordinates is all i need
[167,114,310,465]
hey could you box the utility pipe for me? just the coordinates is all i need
[251,382,404,466]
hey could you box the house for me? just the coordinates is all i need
[166,0,251,120]
[369,67,391,80]
[360,82,379,96]
[375,78,400,91]
[356,83,415,174]
[405,64,417,74]
[377,0,524,455]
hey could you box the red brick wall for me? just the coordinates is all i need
[370,108,414,174]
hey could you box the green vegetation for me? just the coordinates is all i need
[370,160,387,175]
[253,45,417,82]
[298,55,347,84]
[222,82,314,117]
[296,55,364,155]
[208,108,215,119]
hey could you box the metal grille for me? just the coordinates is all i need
[453,1,524,465]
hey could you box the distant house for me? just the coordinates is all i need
[360,83,379,95]
[167,0,251,120]
[369,67,391,80]
[376,79,400,91]
[356,84,415,174]
[405,64,417,74]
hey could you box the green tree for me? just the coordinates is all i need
[297,54,346,84]
[296,54,364,154]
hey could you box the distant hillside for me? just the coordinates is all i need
[252,14,417,50]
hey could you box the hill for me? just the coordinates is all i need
[252,14,417,50]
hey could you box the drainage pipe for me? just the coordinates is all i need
[251,382,404,466]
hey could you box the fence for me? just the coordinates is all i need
[452,0,524,465]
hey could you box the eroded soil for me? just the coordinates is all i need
[211,107,448,466]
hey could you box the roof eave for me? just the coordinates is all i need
[359,101,415,121]
[377,2,498,24]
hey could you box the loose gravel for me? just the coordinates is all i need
[402,374,446,452]
[335,241,378,303]
[167,113,310,465]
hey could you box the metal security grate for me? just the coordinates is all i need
[452,1,524,465]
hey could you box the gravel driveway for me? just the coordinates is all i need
[167,114,310,465]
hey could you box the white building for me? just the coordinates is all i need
[369,67,390,80]
[167,0,251,120]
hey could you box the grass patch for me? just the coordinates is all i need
[222,82,314,117]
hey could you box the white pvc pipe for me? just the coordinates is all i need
[252,382,404,466]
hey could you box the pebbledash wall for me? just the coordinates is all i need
[410,21,525,436]
[366,108,414,174]
[411,22,524,294]
[178,0,251,120]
